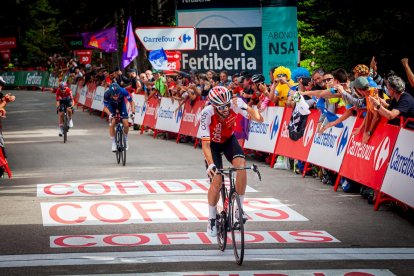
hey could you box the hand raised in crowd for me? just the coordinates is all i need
[401,58,409,67]
[370,56,377,74]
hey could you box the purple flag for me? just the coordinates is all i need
[121,18,138,69]
[81,27,118,53]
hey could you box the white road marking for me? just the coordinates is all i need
[0,248,413,268]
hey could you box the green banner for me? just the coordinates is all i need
[262,5,298,82]
[0,71,59,88]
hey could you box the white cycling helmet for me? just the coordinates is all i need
[208,86,232,107]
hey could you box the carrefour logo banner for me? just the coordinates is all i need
[339,119,400,191]
[135,27,196,51]
[132,94,146,125]
[155,98,183,133]
[181,28,262,76]
[381,128,414,208]
[244,106,284,153]
[307,116,356,172]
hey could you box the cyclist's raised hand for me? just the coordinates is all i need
[206,163,217,179]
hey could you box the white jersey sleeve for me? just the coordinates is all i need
[231,97,249,119]
[199,105,214,141]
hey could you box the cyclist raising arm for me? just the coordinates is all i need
[103,83,135,151]
[56,81,74,136]
[201,86,263,237]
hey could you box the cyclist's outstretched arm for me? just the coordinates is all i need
[232,97,263,123]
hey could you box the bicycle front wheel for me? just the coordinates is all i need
[115,127,121,164]
[230,192,244,265]
[216,184,228,251]
[121,130,126,166]
[63,113,68,143]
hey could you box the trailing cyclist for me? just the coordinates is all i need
[200,86,264,237]
[56,81,74,136]
[103,83,135,152]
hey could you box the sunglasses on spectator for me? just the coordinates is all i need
[216,103,231,111]
[277,74,287,78]
[323,77,334,83]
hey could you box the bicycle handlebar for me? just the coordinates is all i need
[216,164,262,181]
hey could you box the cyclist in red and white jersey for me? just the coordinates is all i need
[56,81,74,136]
[200,86,263,237]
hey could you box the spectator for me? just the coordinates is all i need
[113,67,130,87]
[145,70,154,82]
[350,76,381,143]
[0,77,16,118]
[271,66,295,107]
[125,68,142,94]
[369,75,414,129]
[218,70,230,87]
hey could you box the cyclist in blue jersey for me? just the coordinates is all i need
[103,83,135,151]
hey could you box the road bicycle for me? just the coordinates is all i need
[114,113,126,166]
[59,104,71,143]
[215,164,261,265]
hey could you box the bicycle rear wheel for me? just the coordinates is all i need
[230,192,244,265]
[115,127,121,164]
[216,183,228,251]
[63,112,68,143]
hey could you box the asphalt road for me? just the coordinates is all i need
[0,89,413,275]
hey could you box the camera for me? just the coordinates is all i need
[301,77,312,86]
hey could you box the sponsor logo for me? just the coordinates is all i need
[26,72,43,85]
[194,107,202,126]
[179,34,192,43]
[1,74,15,84]
[269,115,279,140]
[303,119,314,147]
[212,122,222,143]
[389,148,414,178]
[346,135,375,161]
[374,136,390,171]
[176,107,183,123]
[249,121,270,135]
[280,121,289,138]
[158,106,174,119]
[336,126,349,156]
[313,128,338,148]
[143,36,176,43]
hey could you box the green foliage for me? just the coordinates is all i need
[20,0,63,66]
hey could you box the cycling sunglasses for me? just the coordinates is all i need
[216,103,231,111]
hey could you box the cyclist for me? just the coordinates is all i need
[103,83,135,151]
[56,81,74,136]
[200,86,264,237]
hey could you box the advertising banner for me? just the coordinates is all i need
[274,108,319,161]
[244,106,284,153]
[180,28,262,76]
[91,86,105,111]
[261,3,298,81]
[178,100,206,138]
[132,94,146,125]
[142,98,159,129]
[84,83,96,108]
[0,37,16,49]
[339,119,400,191]
[135,27,196,51]
[155,97,183,133]
[381,128,414,208]
[74,50,93,65]
[307,116,356,172]
[164,51,182,75]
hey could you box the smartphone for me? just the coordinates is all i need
[301,77,312,86]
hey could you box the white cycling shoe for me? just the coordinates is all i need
[69,119,74,128]
[111,141,117,152]
[235,207,248,224]
[58,127,63,137]
[207,218,217,237]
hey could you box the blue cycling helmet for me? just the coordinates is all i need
[108,83,121,96]
[59,81,67,90]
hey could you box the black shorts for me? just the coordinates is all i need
[208,135,245,170]
[58,99,72,112]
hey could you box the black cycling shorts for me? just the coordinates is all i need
[58,99,73,112]
[209,134,245,170]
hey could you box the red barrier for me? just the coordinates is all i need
[142,98,159,133]
[84,83,96,111]
[272,108,319,166]
[338,118,400,192]
[177,99,206,141]
[0,148,11,178]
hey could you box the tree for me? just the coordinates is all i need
[20,0,63,67]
